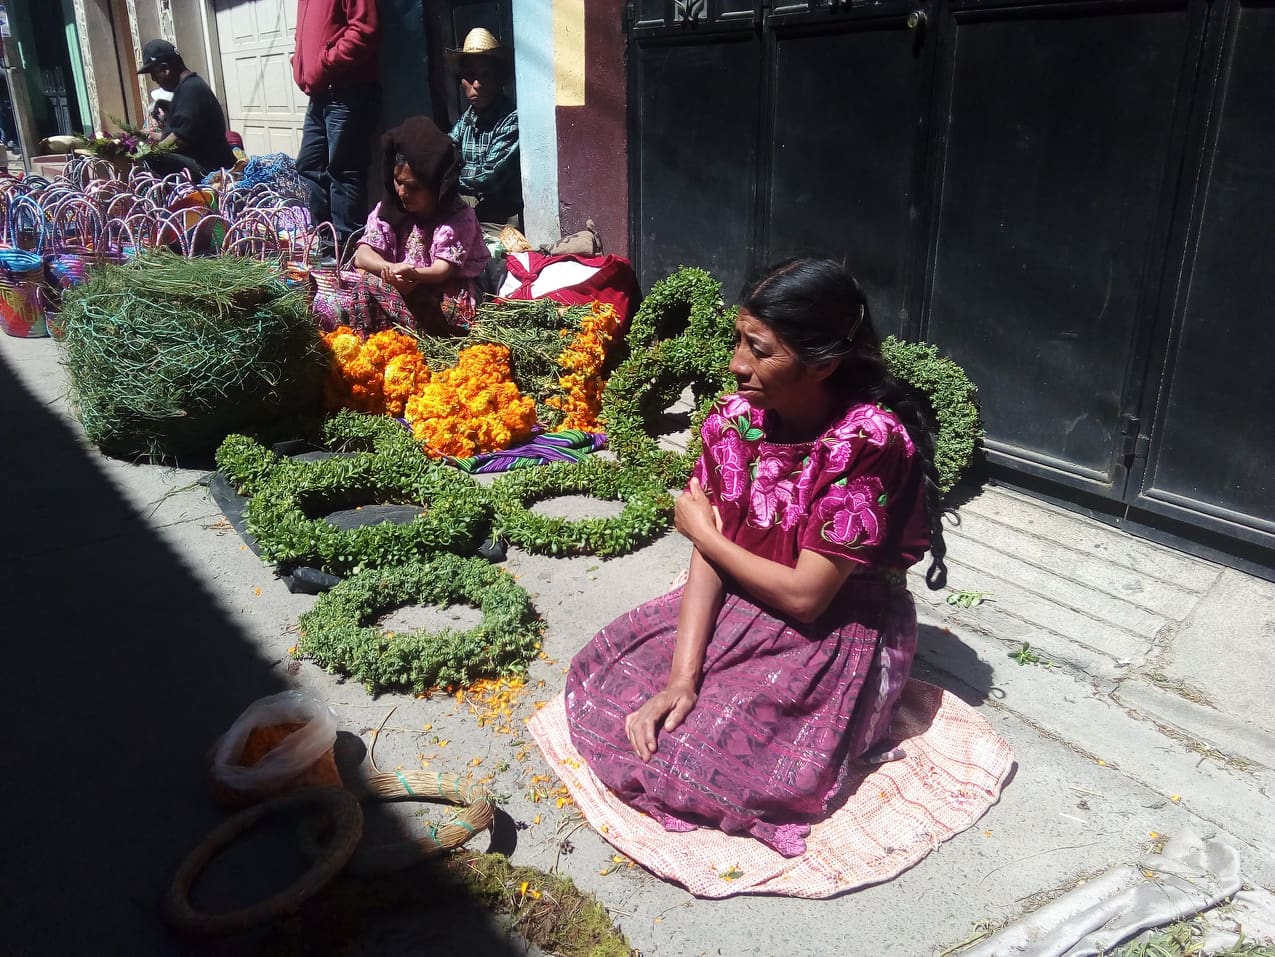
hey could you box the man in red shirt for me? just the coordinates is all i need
[293,0,380,249]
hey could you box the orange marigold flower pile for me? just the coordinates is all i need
[320,300,621,454]
[404,344,538,458]
[322,326,428,416]
[545,301,621,431]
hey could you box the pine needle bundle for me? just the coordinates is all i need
[58,251,325,458]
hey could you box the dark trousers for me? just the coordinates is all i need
[142,151,206,181]
[295,84,379,247]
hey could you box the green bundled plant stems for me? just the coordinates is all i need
[58,251,325,458]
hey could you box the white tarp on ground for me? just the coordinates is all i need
[963,829,1261,957]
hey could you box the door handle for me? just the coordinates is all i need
[907,10,927,29]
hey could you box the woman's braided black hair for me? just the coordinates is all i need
[740,258,948,589]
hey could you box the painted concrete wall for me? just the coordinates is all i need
[79,0,133,130]
[169,1,218,91]
[553,0,628,258]
[512,0,560,246]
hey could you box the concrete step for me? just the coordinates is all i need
[913,615,1275,859]
[937,531,1173,639]
[1112,677,1275,775]
[946,508,1203,621]
[961,487,1221,592]
[913,562,1157,676]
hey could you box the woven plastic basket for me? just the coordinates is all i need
[0,197,49,338]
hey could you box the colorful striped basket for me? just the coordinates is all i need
[0,196,50,338]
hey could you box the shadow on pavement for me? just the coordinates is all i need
[0,353,524,956]
[914,623,997,707]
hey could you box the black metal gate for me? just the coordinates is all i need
[626,0,1275,571]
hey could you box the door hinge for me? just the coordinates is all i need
[1119,414,1150,464]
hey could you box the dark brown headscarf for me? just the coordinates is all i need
[378,116,462,229]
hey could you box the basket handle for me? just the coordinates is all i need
[224,212,285,262]
[302,220,339,265]
[48,196,105,254]
[153,209,198,256]
[103,190,143,221]
[248,205,308,260]
[102,216,140,259]
[109,210,148,252]
[340,225,365,269]
[6,195,48,254]
[127,164,159,191]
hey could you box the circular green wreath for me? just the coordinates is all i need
[880,336,982,494]
[601,340,735,488]
[489,458,674,557]
[216,413,491,576]
[215,433,283,498]
[297,555,542,694]
[214,411,420,497]
[628,265,732,348]
[320,408,419,454]
[603,268,738,488]
[246,454,490,576]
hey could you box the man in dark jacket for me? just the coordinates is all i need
[137,39,235,178]
[293,0,380,248]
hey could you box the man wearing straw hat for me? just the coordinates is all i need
[447,28,522,235]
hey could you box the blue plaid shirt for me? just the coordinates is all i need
[449,95,521,218]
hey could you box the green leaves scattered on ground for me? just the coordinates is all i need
[1110,917,1275,957]
[947,589,993,608]
[1008,641,1052,668]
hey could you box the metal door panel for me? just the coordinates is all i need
[1133,1,1275,549]
[214,0,307,157]
[632,36,762,299]
[765,16,930,336]
[925,4,1190,491]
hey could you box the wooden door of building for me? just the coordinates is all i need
[214,0,307,156]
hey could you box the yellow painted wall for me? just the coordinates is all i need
[552,0,584,107]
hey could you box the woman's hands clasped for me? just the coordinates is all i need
[625,681,698,762]
[380,261,420,291]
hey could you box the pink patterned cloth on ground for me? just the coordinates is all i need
[535,682,1014,898]
[565,395,934,857]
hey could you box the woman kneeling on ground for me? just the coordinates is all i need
[566,258,948,857]
[351,116,490,336]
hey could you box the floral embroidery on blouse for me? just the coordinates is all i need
[696,393,920,565]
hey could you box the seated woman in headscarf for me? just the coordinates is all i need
[349,116,490,336]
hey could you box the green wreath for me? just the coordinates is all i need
[489,458,674,557]
[603,268,738,488]
[214,411,420,495]
[216,414,492,576]
[628,266,733,349]
[880,336,982,494]
[215,433,283,497]
[297,555,542,694]
[320,408,423,454]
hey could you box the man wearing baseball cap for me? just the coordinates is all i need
[137,39,235,177]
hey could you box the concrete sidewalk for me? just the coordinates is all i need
[2,330,1271,956]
